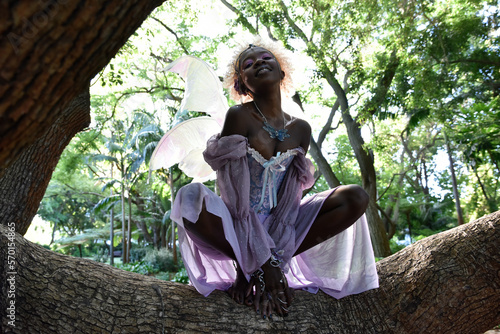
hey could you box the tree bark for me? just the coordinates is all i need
[0,0,165,174]
[0,90,90,235]
[2,211,499,333]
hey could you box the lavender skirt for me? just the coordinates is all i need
[171,183,379,298]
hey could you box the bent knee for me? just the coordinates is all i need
[177,182,209,205]
[340,184,369,212]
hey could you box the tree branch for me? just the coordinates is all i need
[363,49,399,116]
[376,172,407,202]
[449,58,500,67]
[220,0,258,34]
[278,0,308,43]
[1,211,499,332]
[317,99,340,148]
[150,16,190,55]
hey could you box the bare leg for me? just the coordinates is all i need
[183,202,254,305]
[183,202,235,259]
[294,184,369,256]
[229,263,253,305]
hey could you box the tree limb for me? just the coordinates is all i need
[0,0,165,172]
[220,0,258,34]
[317,99,340,148]
[278,0,309,43]
[1,211,499,333]
[150,17,190,55]
[292,93,342,187]
[363,49,399,116]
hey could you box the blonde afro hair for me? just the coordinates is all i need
[223,37,295,103]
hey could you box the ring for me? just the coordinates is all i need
[281,306,289,312]
[277,297,287,304]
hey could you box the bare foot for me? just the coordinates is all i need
[227,263,253,305]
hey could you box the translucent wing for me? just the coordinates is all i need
[165,55,228,127]
[150,56,228,182]
[150,117,221,182]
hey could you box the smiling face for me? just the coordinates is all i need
[236,46,285,97]
[224,39,294,102]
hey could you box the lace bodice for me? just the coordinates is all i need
[247,146,303,215]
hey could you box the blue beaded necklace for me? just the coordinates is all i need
[253,100,290,141]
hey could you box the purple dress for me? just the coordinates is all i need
[171,134,378,298]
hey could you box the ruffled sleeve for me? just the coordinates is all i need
[203,134,275,275]
[204,134,250,220]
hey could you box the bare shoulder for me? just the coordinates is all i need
[292,117,311,151]
[294,118,311,135]
[220,104,251,137]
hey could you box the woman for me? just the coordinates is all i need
[170,40,378,319]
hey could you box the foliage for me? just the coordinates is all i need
[389,236,407,254]
[93,248,110,263]
[114,261,155,275]
[37,0,500,260]
[130,246,152,263]
[171,268,190,284]
[144,248,178,273]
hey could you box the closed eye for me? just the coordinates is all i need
[243,60,253,69]
[261,53,273,60]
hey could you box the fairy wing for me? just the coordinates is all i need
[150,56,228,182]
[150,117,220,182]
[165,55,228,127]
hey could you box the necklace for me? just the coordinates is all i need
[253,100,290,141]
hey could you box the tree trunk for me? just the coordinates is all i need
[0,0,165,235]
[0,90,90,235]
[133,196,155,244]
[0,0,165,172]
[110,166,115,266]
[121,178,127,263]
[444,131,465,225]
[390,149,408,235]
[323,69,392,257]
[0,0,165,174]
[341,105,391,257]
[161,223,167,249]
[1,211,499,333]
[308,138,342,188]
[127,193,132,263]
[135,219,154,245]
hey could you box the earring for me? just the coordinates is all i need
[234,78,247,96]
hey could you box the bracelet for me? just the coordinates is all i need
[270,250,283,268]
[251,270,265,291]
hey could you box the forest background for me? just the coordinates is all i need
[29,0,499,281]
